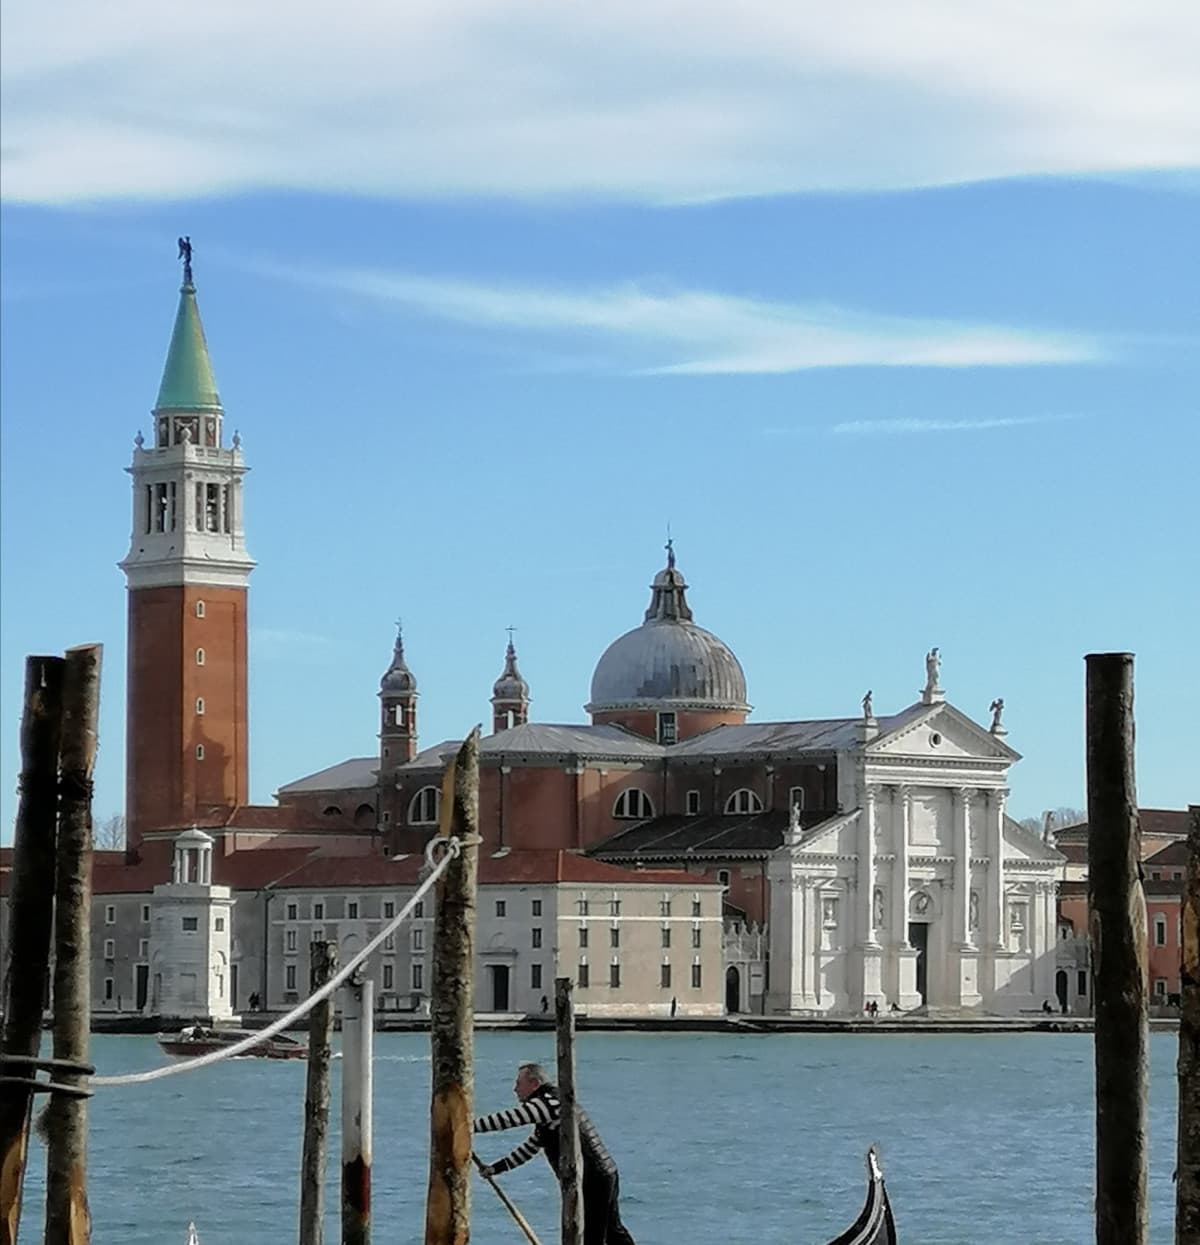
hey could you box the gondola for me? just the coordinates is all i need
[826,1149,897,1245]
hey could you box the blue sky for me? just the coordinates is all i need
[1,3,1197,835]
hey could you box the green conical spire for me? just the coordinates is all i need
[155,280,222,412]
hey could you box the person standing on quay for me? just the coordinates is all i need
[474,1062,637,1245]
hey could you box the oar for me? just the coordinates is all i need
[472,1152,544,1245]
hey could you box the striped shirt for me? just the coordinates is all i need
[473,1089,560,1174]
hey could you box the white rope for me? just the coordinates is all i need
[93,834,465,1088]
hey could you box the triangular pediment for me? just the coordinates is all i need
[1003,815,1066,863]
[866,702,1021,763]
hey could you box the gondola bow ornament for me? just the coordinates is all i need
[826,1149,897,1245]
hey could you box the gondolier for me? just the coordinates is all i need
[474,1062,636,1245]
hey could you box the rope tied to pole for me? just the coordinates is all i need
[91,833,464,1089]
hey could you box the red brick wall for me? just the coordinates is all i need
[1148,895,1182,995]
[126,584,247,852]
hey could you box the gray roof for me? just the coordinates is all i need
[398,724,664,770]
[590,807,840,859]
[277,756,378,794]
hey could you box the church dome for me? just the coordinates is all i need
[587,549,749,714]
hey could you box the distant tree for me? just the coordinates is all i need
[1016,806,1087,839]
[95,813,126,850]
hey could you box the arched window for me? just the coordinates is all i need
[196,648,205,666]
[408,786,441,825]
[724,788,763,815]
[195,697,205,716]
[322,805,343,817]
[353,804,375,830]
[613,788,655,820]
[195,600,206,618]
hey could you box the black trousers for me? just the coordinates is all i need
[582,1172,636,1245]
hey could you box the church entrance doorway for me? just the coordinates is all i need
[135,963,149,1011]
[725,966,740,1014]
[1055,969,1068,1013]
[908,922,929,1004]
[490,964,510,1012]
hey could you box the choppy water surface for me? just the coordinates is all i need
[17,1031,1179,1243]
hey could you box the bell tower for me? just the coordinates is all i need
[120,243,255,856]
[490,631,530,733]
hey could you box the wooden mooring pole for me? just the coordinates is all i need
[45,644,102,1245]
[300,939,338,1245]
[555,977,584,1245]
[1086,652,1148,1245]
[424,729,479,1245]
[0,656,65,1245]
[1176,803,1200,1244]
[341,970,373,1245]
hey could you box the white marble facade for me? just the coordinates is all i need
[767,698,1063,1015]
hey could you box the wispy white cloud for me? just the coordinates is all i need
[256,260,1102,374]
[828,413,1088,436]
[2,2,1198,203]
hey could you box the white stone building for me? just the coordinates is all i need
[767,670,1064,1016]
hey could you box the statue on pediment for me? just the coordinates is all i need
[862,689,874,721]
[989,697,1005,733]
[924,647,941,693]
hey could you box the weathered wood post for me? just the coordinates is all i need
[1176,803,1200,1244]
[424,729,479,1245]
[45,644,102,1245]
[556,976,584,1245]
[0,656,65,1245]
[341,969,374,1245]
[300,939,338,1245]
[1086,652,1148,1245]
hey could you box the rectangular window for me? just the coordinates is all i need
[286,902,298,921]
[532,928,543,948]
[578,926,589,948]
[103,938,115,959]
[578,962,590,988]
[692,926,702,949]
[104,977,114,1002]
[384,933,395,952]
[382,962,394,991]
[139,938,149,958]
[661,963,671,988]
[411,962,424,992]
[662,926,671,948]
[153,482,168,532]
[141,904,150,923]
[1077,970,1088,997]
[657,711,677,745]
[531,899,542,917]
[285,964,297,991]
[414,901,424,919]
[215,917,225,932]
[347,900,360,920]
[182,917,198,932]
[691,963,702,989]
[691,898,702,917]
[531,963,542,989]
[383,900,396,919]
[312,927,324,942]
[609,897,621,917]
[610,926,620,948]
[609,962,621,989]
[686,789,700,815]
[411,928,424,952]
[205,482,221,532]
[286,929,297,952]
[495,900,507,917]
[1155,978,1167,997]
[577,897,589,917]
[313,902,325,920]
[105,905,116,925]
[659,897,672,917]
[1155,918,1167,947]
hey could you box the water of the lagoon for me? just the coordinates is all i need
[16,1031,1179,1244]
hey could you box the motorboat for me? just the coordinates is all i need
[156,1024,307,1060]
